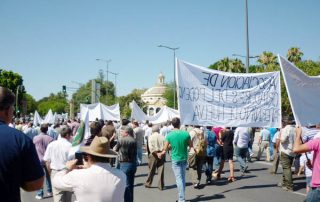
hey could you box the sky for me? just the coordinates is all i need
[1,0,319,101]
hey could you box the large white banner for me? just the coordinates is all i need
[278,55,320,126]
[176,59,281,128]
[80,103,120,122]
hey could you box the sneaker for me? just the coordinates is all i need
[194,183,200,189]
[47,192,53,197]
[35,195,43,200]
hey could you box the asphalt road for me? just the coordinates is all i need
[21,154,307,202]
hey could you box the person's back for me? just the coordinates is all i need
[0,87,44,202]
[234,127,250,148]
[166,129,190,161]
[60,163,126,202]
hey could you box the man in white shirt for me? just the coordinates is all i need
[43,126,73,202]
[233,127,251,175]
[53,136,126,202]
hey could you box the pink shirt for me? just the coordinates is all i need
[307,138,320,187]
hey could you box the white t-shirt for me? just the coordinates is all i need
[300,152,313,177]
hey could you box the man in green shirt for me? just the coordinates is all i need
[158,118,192,202]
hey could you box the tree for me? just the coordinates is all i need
[37,92,68,116]
[71,71,116,115]
[118,89,146,118]
[24,93,37,114]
[208,58,245,73]
[257,51,278,70]
[163,82,175,109]
[287,47,303,64]
[0,69,25,115]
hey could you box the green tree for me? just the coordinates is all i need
[0,69,25,115]
[24,93,37,114]
[37,92,68,116]
[118,89,146,118]
[287,47,303,64]
[163,82,175,109]
[71,71,116,115]
[257,51,278,70]
[208,57,245,73]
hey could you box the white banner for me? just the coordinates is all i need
[176,59,281,128]
[278,55,320,126]
[80,103,120,122]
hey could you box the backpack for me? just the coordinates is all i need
[191,128,206,157]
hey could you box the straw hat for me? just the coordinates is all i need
[80,136,117,158]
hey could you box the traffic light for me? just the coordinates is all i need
[62,85,67,93]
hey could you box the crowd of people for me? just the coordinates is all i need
[1,86,320,202]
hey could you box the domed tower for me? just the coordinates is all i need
[141,73,167,116]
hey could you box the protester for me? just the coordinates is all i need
[33,123,54,199]
[257,128,271,161]
[132,121,145,166]
[233,127,250,176]
[294,125,320,201]
[204,126,216,184]
[53,136,126,202]
[220,127,236,182]
[0,86,44,202]
[144,125,165,190]
[278,118,296,191]
[114,125,137,202]
[212,126,223,179]
[158,117,192,202]
[188,125,206,188]
[43,126,73,202]
[270,129,280,174]
[24,121,38,140]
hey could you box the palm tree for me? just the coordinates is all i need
[258,51,278,70]
[230,58,245,73]
[287,47,303,64]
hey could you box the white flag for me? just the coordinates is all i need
[278,55,320,126]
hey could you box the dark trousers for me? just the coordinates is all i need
[204,156,213,181]
[145,153,165,189]
[281,152,294,190]
[120,162,137,202]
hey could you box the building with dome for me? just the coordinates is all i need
[141,73,167,116]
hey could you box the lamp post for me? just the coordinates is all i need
[96,58,112,82]
[107,70,119,99]
[232,54,258,59]
[158,45,179,109]
[245,0,250,73]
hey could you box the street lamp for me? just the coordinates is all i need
[232,54,259,59]
[158,45,179,109]
[245,0,250,73]
[107,70,119,98]
[96,58,112,82]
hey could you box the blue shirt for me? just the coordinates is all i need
[205,130,216,157]
[0,120,44,202]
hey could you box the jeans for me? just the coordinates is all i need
[204,156,213,181]
[120,162,137,202]
[234,146,248,172]
[281,152,294,190]
[136,147,143,165]
[172,160,187,202]
[307,188,320,202]
[214,144,223,170]
[36,165,52,197]
[269,139,274,158]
